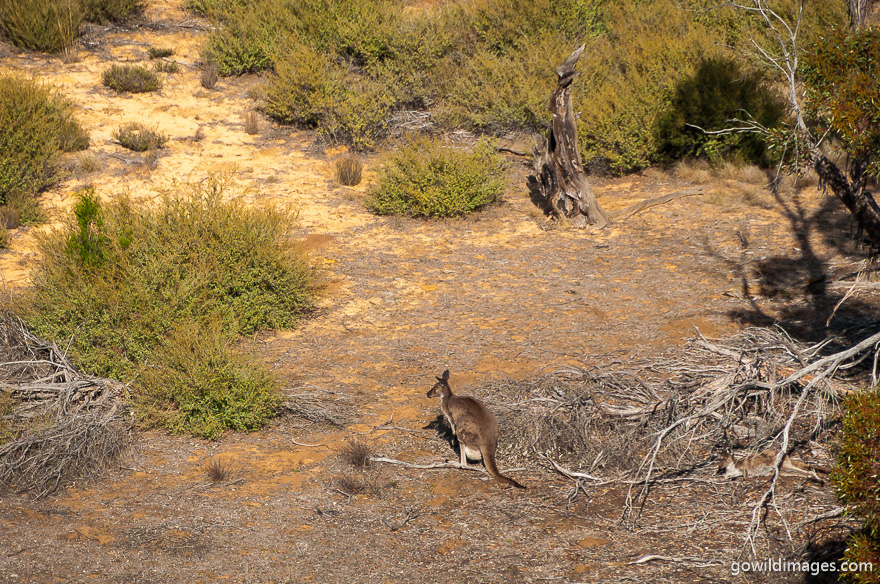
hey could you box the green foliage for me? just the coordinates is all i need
[112,122,168,151]
[0,75,89,207]
[367,135,506,218]
[67,188,108,268]
[81,0,139,23]
[803,28,880,179]
[832,388,880,583]
[153,60,180,74]
[148,47,174,59]
[102,64,163,93]
[23,178,317,382]
[0,0,83,53]
[132,323,281,440]
[656,56,786,166]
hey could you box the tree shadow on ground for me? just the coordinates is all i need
[722,183,880,350]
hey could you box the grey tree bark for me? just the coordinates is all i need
[529,45,609,229]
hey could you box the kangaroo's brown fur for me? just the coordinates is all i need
[427,370,526,489]
[718,449,825,483]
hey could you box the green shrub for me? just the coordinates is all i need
[132,322,281,440]
[833,387,880,583]
[148,46,173,59]
[113,122,168,151]
[0,75,88,207]
[153,60,180,74]
[66,188,108,268]
[0,0,83,53]
[367,135,506,218]
[102,64,162,93]
[655,56,786,166]
[23,178,317,381]
[81,0,139,23]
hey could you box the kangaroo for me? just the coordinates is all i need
[426,370,526,489]
[718,449,825,483]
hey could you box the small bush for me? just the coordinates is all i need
[133,323,281,440]
[102,64,162,93]
[367,135,506,218]
[24,178,317,381]
[81,0,139,23]
[148,47,173,59]
[243,111,259,135]
[112,122,168,152]
[0,206,21,230]
[336,156,363,186]
[200,61,219,89]
[153,60,180,74]
[0,0,83,53]
[0,75,88,206]
[205,456,235,482]
[339,439,373,468]
[832,388,880,583]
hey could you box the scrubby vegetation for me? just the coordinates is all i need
[0,75,88,219]
[367,136,505,218]
[112,122,168,151]
[102,64,163,93]
[335,156,362,186]
[833,388,880,583]
[193,0,843,170]
[148,46,174,59]
[0,0,139,53]
[22,180,317,438]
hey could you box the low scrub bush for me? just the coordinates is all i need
[148,46,173,59]
[112,122,168,151]
[153,60,179,74]
[0,75,88,209]
[81,0,139,23]
[0,0,83,53]
[367,135,505,218]
[336,156,363,186]
[200,61,219,89]
[133,323,281,440]
[832,388,880,583]
[102,64,162,93]
[23,178,317,383]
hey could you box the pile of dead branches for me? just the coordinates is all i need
[0,312,130,497]
[487,326,871,493]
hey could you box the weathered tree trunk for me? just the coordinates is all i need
[814,154,880,246]
[849,0,873,31]
[529,45,609,229]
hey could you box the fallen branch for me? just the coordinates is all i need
[610,188,703,221]
[370,456,526,478]
[629,554,722,566]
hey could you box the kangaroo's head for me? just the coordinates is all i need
[426,369,450,398]
[717,451,735,474]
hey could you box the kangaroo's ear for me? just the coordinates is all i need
[441,369,450,381]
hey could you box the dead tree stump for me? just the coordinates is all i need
[529,45,609,229]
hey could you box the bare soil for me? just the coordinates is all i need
[0,3,874,583]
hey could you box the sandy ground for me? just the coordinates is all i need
[0,3,873,582]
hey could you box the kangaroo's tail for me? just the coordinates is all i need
[482,442,526,489]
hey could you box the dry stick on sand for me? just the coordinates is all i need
[370,456,527,479]
[609,187,704,221]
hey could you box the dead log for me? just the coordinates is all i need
[529,45,609,228]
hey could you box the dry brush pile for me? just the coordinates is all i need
[484,326,876,531]
[0,311,130,497]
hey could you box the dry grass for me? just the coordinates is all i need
[153,60,180,74]
[243,110,259,135]
[205,456,235,483]
[338,439,372,468]
[672,159,713,184]
[200,61,218,89]
[113,122,168,152]
[336,156,363,186]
